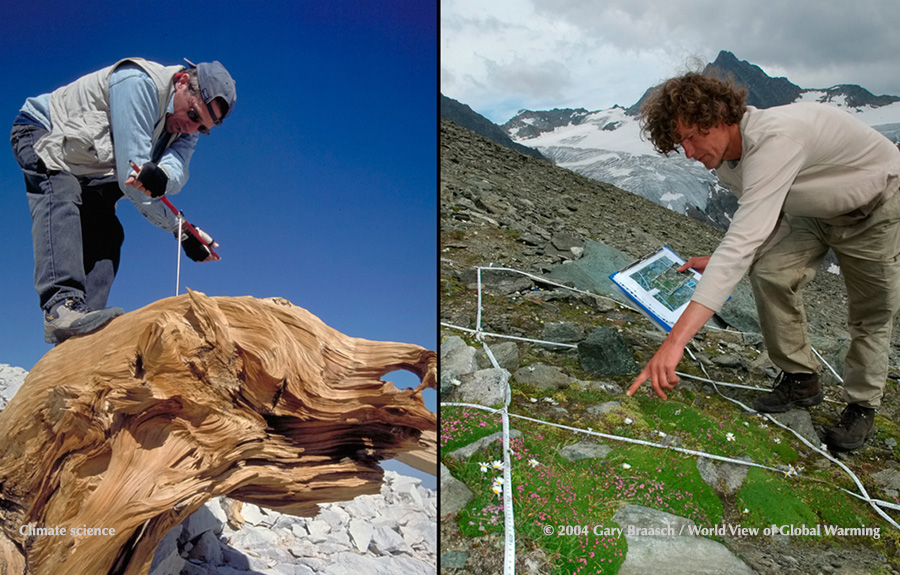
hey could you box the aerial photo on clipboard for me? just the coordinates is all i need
[628,256,698,311]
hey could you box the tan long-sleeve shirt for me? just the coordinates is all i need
[691,103,900,312]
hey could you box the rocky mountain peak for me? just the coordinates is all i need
[502,107,594,140]
[440,94,546,160]
[703,50,802,108]
[813,83,900,109]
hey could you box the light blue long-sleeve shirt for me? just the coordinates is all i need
[21,64,198,233]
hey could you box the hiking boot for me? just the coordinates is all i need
[753,371,823,413]
[44,299,124,344]
[825,403,876,451]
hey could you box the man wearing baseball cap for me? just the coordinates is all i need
[10,57,237,344]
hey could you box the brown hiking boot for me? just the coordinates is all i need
[825,404,876,451]
[753,371,823,413]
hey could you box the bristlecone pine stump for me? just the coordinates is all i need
[0,291,436,575]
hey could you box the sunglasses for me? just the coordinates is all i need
[186,104,211,135]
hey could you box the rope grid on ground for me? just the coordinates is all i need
[441,264,900,574]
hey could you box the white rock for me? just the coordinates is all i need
[287,539,320,559]
[295,556,327,571]
[397,483,423,507]
[317,542,350,554]
[379,554,435,575]
[0,364,28,410]
[306,518,331,542]
[151,473,435,575]
[318,508,345,529]
[328,528,351,548]
[348,518,374,553]
[239,502,270,526]
[401,519,435,551]
[205,497,230,527]
[324,552,385,575]
[229,525,279,549]
[371,525,409,556]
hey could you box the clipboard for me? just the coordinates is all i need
[608,246,701,332]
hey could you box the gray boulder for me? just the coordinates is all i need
[578,327,639,376]
[872,469,900,498]
[586,401,621,416]
[770,409,820,446]
[441,336,479,390]
[613,505,754,575]
[696,456,752,494]
[559,441,612,462]
[447,429,523,461]
[475,341,520,371]
[440,463,473,517]
[545,240,633,300]
[513,363,573,390]
[542,321,586,345]
[446,368,510,407]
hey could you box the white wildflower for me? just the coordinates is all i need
[528,458,539,468]
[479,462,489,473]
[451,378,461,387]
[622,463,632,470]
[492,460,504,470]
[783,465,803,478]
[726,432,735,442]
[624,417,634,425]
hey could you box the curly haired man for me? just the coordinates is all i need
[627,72,900,451]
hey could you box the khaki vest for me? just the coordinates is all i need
[34,57,183,176]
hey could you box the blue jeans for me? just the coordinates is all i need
[10,121,125,312]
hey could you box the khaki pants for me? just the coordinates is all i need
[749,191,900,408]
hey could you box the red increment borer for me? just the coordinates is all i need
[128,160,220,261]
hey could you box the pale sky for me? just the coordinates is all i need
[441,0,900,124]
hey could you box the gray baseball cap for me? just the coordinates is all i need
[184,59,236,125]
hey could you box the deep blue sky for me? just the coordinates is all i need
[0,1,436,485]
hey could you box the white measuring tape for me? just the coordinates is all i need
[175,216,184,297]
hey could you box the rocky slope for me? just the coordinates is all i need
[440,119,900,574]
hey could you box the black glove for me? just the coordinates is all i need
[136,161,168,198]
[178,225,215,262]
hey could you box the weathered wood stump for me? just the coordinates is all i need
[0,292,436,575]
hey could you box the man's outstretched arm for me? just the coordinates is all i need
[627,300,715,400]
